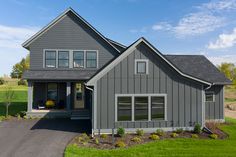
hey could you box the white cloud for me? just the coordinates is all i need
[199,0,236,11]
[208,54,236,65]
[208,28,236,49]
[152,22,172,31]
[0,25,39,76]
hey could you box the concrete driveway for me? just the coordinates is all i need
[0,119,91,157]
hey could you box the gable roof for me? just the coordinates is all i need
[106,38,127,51]
[164,55,231,85]
[22,7,121,53]
[86,37,215,86]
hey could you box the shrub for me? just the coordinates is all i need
[170,133,179,138]
[115,140,126,148]
[131,137,142,143]
[18,79,27,86]
[175,128,184,134]
[0,78,5,85]
[80,133,90,142]
[136,129,144,136]
[155,129,165,136]
[100,134,108,139]
[194,123,202,134]
[45,100,55,108]
[95,138,99,145]
[209,134,218,139]
[149,134,160,140]
[117,127,125,137]
[191,134,199,138]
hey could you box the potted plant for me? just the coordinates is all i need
[45,100,55,109]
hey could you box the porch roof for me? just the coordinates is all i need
[23,70,97,80]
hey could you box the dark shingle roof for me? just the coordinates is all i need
[164,55,231,85]
[23,70,97,80]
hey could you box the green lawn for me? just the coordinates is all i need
[65,118,236,157]
[0,85,27,116]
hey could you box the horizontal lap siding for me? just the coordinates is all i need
[29,12,117,70]
[205,85,224,120]
[96,43,203,129]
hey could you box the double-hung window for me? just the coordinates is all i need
[117,97,132,121]
[45,50,56,68]
[116,94,166,122]
[86,51,97,68]
[73,51,84,68]
[58,51,69,68]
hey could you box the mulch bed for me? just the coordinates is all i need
[69,125,228,149]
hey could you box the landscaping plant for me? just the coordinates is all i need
[194,123,202,134]
[149,134,160,140]
[100,134,108,139]
[131,137,142,143]
[209,134,218,139]
[155,129,165,136]
[191,134,199,138]
[136,129,144,136]
[170,133,179,138]
[115,140,126,148]
[3,85,14,117]
[175,128,184,134]
[117,127,125,137]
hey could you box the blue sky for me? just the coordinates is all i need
[0,0,236,76]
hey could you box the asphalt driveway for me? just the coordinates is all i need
[0,119,91,157]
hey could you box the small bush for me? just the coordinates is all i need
[95,138,99,145]
[175,128,184,134]
[194,123,202,134]
[170,133,179,138]
[191,134,199,138]
[0,78,5,85]
[117,127,125,137]
[115,140,126,148]
[18,79,27,86]
[136,129,144,136]
[80,133,90,142]
[19,111,27,118]
[155,129,165,136]
[209,134,218,139]
[131,137,142,143]
[149,134,160,140]
[100,134,108,139]
[0,116,7,122]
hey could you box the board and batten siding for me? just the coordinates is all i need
[95,43,204,130]
[205,85,224,120]
[29,12,118,70]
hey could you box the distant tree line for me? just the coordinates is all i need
[217,63,236,87]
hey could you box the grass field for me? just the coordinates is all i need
[0,80,27,116]
[65,118,236,157]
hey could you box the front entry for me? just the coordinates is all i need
[74,83,85,109]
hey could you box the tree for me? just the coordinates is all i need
[3,86,14,117]
[218,62,236,87]
[10,55,30,78]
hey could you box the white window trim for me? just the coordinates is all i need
[115,93,167,122]
[43,49,98,69]
[134,59,149,74]
[205,91,215,102]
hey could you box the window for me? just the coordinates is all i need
[151,96,165,120]
[73,51,84,68]
[205,92,214,102]
[135,97,148,121]
[86,51,97,68]
[135,59,148,74]
[47,83,57,101]
[58,51,69,68]
[45,50,56,68]
[117,97,132,121]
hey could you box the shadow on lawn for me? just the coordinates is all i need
[31,118,92,134]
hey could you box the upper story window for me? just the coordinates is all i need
[86,51,97,68]
[45,50,56,68]
[135,59,148,74]
[205,92,215,102]
[58,51,69,68]
[73,51,84,68]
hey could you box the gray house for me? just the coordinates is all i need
[23,8,231,134]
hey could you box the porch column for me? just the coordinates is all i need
[66,82,71,111]
[27,81,33,112]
